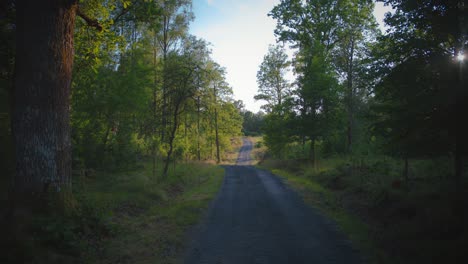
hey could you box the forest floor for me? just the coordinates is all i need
[1,159,232,264]
[184,138,361,264]
[254,137,468,264]
[77,161,226,264]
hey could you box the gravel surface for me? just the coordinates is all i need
[184,138,361,264]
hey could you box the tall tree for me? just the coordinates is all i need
[156,0,193,142]
[374,0,468,185]
[255,44,291,114]
[13,0,79,203]
[333,0,378,153]
[270,0,344,163]
[162,36,208,176]
[206,62,231,163]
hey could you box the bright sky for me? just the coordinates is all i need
[190,0,392,112]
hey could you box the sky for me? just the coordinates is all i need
[190,0,392,112]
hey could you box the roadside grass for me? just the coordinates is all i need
[221,136,243,165]
[77,161,225,264]
[256,143,468,264]
[259,163,390,264]
[247,136,266,165]
[1,160,224,264]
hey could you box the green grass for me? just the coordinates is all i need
[76,161,224,264]
[0,161,225,264]
[260,166,389,264]
[259,155,468,264]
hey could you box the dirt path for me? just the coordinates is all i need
[184,138,361,264]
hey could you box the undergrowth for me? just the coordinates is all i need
[258,142,468,264]
[2,160,224,264]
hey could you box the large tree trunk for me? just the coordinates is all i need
[13,0,77,202]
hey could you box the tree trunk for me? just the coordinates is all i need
[152,35,159,179]
[403,155,409,183]
[454,69,463,194]
[310,138,316,170]
[214,85,220,164]
[13,0,77,203]
[346,37,355,154]
[161,15,169,143]
[197,96,201,161]
[163,101,180,177]
[454,42,464,195]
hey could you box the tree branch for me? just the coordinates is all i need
[113,7,131,24]
[77,6,103,31]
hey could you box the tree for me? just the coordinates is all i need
[333,0,378,153]
[373,0,468,185]
[241,111,264,136]
[156,0,193,142]
[270,0,346,164]
[162,36,210,176]
[0,0,16,190]
[13,0,79,204]
[255,44,291,114]
[206,62,232,163]
[11,0,134,206]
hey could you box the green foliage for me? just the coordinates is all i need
[262,112,294,157]
[70,0,242,171]
[370,0,468,160]
[260,154,468,264]
[241,110,264,136]
[265,0,467,185]
[255,44,291,113]
[265,0,380,161]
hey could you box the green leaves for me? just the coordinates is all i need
[122,1,131,9]
[255,44,291,114]
[71,1,241,169]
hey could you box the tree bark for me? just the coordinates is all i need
[160,15,169,143]
[163,100,181,177]
[454,59,464,194]
[310,137,316,170]
[346,36,355,154]
[152,35,158,179]
[13,0,77,202]
[197,96,201,161]
[403,155,409,183]
[214,85,220,164]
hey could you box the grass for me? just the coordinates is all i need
[77,161,225,264]
[221,136,243,165]
[256,143,468,264]
[260,165,389,264]
[0,160,224,264]
[247,136,266,165]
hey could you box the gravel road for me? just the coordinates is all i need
[184,138,361,264]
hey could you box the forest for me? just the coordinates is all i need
[252,0,468,263]
[0,0,467,263]
[1,0,244,262]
